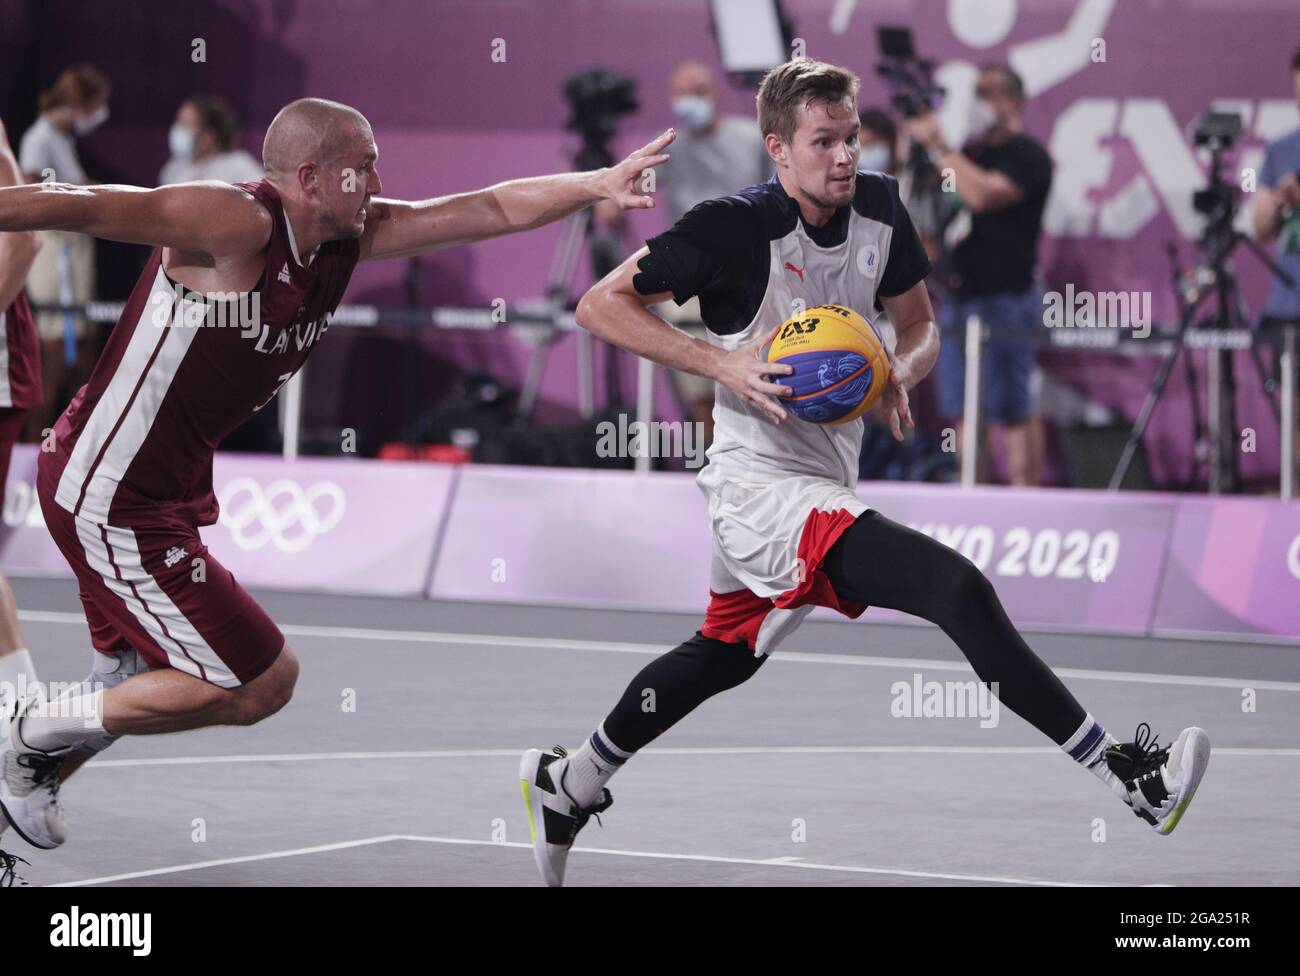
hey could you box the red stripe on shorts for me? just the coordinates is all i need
[774,507,869,618]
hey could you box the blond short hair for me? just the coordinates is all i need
[756,58,861,145]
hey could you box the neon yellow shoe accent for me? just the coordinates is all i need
[520,779,538,843]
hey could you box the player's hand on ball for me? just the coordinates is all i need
[869,357,914,442]
[714,323,794,424]
[597,128,676,209]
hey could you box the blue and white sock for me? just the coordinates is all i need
[1062,712,1125,800]
[559,723,632,808]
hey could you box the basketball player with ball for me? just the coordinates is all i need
[521,59,1210,887]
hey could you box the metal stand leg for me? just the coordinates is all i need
[635,356,654,473]
[960,314,983,488]
[280,368,304,462]
[1283,325,1296,501]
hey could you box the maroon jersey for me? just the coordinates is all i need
[45,179,359,527]
[0,288,42,409]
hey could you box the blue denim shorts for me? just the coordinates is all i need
[937,288,1040,423]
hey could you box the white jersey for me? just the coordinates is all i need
[640,171,930,497]
[635,171,931,653]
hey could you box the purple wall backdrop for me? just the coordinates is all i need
[4,449,1295,641]
[3,0,1299,485]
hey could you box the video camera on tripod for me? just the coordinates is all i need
[1111,107,1297,493]
[874,26,945,119]
[1191,110,1244,258]
[562,67,639,171]
[874,26,946,185]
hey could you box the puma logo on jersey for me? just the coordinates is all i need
[783,261,805,282]
[278,263,291,284]
[164,546,188,568]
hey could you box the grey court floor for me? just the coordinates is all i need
[4,576,1297,887]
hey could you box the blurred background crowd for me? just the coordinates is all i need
[2,0,1298,494]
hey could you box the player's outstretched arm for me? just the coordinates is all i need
[576,246,794,424]
[357,129,674,262]
[873,281,940,441]
[0,119,40,312]
[0,180,272,257]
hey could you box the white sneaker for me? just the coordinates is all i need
[1104,724,1211,835]
[519,746,612,887]
[0,704,69,850]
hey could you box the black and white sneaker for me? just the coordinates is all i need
[1105,724,1210,835]
[519,746,612,887]
[0,848,30,887]
[0,701,69,850]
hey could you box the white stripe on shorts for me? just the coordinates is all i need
[73,518,239,688]
[0,309,12,408]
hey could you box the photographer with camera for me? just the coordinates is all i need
[906,65,1052,487]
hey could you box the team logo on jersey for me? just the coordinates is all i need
[856,244,880,279]
[783,261,805,282]
[278,263,292,284]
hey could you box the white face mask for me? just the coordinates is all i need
[671,94,714,133]
[858,143,891,173]
[74,104,109,136]
[169,124,197,161]
[967,97,998,140]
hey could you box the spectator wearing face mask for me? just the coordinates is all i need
[856,108,897,176]
[18,64,111,444]
[159,95,262,186]
[663,60,771,223]
[658,60,772,450]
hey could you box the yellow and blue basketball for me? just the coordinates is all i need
[766,304,890,425]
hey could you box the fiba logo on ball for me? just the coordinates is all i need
[856,244,880,279]
[767,304,890,425]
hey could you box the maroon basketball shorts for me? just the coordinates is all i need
[37,461,283,689]
[0,407,28,509]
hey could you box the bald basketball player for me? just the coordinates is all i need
[0,98,674,853]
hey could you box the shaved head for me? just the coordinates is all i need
[262,97,371,181]
[260,97,381,244]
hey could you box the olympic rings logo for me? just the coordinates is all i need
[217,477,346,553]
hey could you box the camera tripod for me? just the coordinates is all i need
[1109,228,1295,492]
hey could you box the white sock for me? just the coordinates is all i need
[1062,712,1126,801]
[0,648,38,716]
[18,688,105,753]
[559,723,633,808]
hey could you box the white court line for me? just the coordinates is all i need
[20,609,1300,692]
[48,835,408,887]
[52,832,1148,888]
[78,744,1300,769]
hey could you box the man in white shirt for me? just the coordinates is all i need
[159,95,262,186]
[18,64,110,443]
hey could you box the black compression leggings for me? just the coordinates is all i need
[602,510,1086,754]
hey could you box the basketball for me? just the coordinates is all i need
[766,303,890,425]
